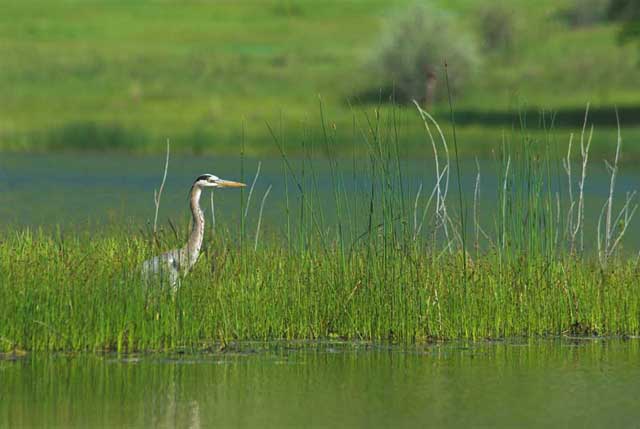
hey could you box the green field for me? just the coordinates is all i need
[1,0,639,156]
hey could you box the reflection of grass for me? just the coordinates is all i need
[1,112,639,352]
[0,0,638,155]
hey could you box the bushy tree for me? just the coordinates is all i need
[372,2,480,105]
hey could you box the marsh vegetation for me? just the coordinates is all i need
[1,108,638,353]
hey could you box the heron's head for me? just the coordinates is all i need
[193,174,246,189]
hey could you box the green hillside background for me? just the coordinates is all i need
[1,0,639,157]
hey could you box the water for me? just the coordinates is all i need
[2,340,640,428]
[2,154,639,427]
[1,152,638,248]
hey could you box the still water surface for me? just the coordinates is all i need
[2,340,640,428]
[1,153,638,221]
[1,152,638,250]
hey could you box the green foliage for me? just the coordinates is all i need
[559,0,612,28]
[371,1,481,103]
[475,3,517,53]
[609,0,640,42]
[609,0,640,20]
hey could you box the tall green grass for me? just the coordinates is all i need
[1,108,639,352]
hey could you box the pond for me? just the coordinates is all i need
[2,340,640,428]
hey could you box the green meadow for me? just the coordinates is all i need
[1,0,639,156]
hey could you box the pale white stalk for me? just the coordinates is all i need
[501,156,511,250]
[414,101,452,252]
[474,158,481,252]
[597,115,638,267]
[244,161,262,219]
[575,124,593,253]
[153,140,170,234]
[413,183,423,240]
[255,184,272,251]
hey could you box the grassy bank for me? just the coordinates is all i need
[1,0,639,155]
[1,110,639,353]
[1,230,638,353]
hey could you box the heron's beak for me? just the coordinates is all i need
[216,179,246,188]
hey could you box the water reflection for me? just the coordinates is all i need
[2,341,640,428]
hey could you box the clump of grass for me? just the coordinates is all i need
[1,227,638,352]
[0,107,638,353]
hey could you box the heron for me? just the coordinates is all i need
[142,174,246,288]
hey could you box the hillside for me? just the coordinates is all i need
[0,0,638,156]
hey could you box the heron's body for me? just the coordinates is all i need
[142,174,245,288]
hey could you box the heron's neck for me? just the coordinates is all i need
[185,185,205,269]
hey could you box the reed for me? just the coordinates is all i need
[0,108,638,352]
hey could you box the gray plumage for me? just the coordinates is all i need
[142,173,245,288]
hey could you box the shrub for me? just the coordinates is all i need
[476,3,516,53]
[559,0,611,28]
[371,1,480,104]
[608,0,640,42]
